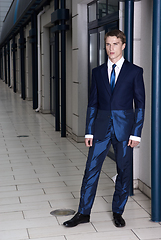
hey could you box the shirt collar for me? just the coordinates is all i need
[107,56,125,69]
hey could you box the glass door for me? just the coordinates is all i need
[89,29,98,89]
[99,27,106,66]
[87,0,119,97]
[88,22,118,94]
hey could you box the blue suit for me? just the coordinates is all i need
[78,60,145,215]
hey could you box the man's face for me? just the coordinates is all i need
[105,36,126,63]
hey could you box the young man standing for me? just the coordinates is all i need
[63,29,145,228]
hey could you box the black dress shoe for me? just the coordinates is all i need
[63,212,90,227]
[113,212,125,227]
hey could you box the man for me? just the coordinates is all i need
[63,29,145,228]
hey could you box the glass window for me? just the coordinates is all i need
[98,0,107,19]
[88,3,97,22]
[88,0,119,23]
[89,32,98,85]
[99,30,105,65]
[108,0,119,14]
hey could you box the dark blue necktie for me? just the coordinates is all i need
[110,64,116,93]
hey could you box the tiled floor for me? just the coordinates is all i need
[0,80,160,240]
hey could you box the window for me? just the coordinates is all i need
[87,0,119,94]
[108,0,119,14]
[99,29,105,65]
[98,0,107,19]
[88,2,97,22]
[88,0,119,23]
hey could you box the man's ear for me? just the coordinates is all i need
[122,43,126,51]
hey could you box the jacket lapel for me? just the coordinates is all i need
[100,63,112,96]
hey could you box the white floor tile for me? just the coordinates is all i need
[30,237,66,240]
[0,212,24,222]
[0,229,28,240]
[0,217,58,231]
[17,181,66,191]
[0,201,50,213]
[0,185,17,192]
[0,189,44,198]
[44,185,80,194]
[23,208,53,219]
[28,223,95,239]
[0,196,20,205]
[49,198,79,209]
[123,208,150,219]
[133,227,161,239]
[65,230,139,240]
[20,192,74,204]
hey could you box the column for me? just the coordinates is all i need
[7,41,11,87]
[124,0,134,196]
[61,0,67,137]
[12,36,17,93]
[30,12,38,109]
[151,0,161,222]
[124,0,134,62]
[54,0,60,131]
[19,27,26,100]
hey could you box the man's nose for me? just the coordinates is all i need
[110,45,114,51]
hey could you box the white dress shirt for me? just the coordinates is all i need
[108,57,124,84]
[85,57,141,143]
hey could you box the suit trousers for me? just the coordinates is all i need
[78,121,133,215]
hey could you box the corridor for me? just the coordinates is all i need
[0,80,160,240]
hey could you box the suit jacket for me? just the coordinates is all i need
[85,60,145,142]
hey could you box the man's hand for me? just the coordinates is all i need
[85,138,93,147]
[128,139,139,148]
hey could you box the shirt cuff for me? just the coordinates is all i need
[129,135,141,142]
[85,134,93,139]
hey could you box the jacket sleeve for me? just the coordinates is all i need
[85,69,98,135]
[131,68,145,137]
